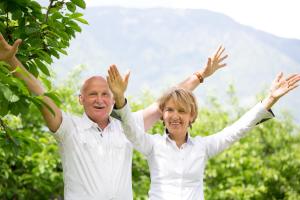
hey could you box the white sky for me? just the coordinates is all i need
[85,0,300,40]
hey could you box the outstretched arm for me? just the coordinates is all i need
[143,45,228,130]
[178,45,228,90]
[204,72,300,158]
[0,34,62,132]
[262,72,300,110]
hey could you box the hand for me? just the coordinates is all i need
[200,45,228,78]
[0,34,22,62]
[263,72,300,110]
[269,72,300,100]
[106,64,130,108]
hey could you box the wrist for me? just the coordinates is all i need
[262,94,278,110]
[114,94,126,109]
[194,71,204,83]
[5,56,18,70]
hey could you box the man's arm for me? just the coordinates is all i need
[143,45,228,130]
[0,34,62,132]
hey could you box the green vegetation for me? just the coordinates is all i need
[1,1,299,199]
[1,72,299,199]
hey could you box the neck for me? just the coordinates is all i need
[168,131,187,148]
[97,118,110,129]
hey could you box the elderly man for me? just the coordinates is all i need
[0,34,227,200]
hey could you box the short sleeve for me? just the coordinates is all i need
[53,111,73,143]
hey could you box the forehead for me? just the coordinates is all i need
[81,77,110,93]
[165,98,187,109]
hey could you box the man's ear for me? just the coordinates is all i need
[79,94,83,105]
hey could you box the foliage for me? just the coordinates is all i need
[0,1,87,198]
[0,0,87,138]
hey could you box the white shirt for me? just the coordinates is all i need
[54,111,144,200]
[114,103,274,200]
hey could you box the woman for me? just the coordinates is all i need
[107,66,300,200]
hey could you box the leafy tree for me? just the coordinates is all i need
[0,0,87,130]
[0,0,87,198]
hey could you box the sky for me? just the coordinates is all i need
[85,0,300,40]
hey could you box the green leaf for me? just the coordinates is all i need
[40,76,52,91]
[0,83,19,102]
[68,13,83,18]
[71,0,86,9]
[44,92,61,106]
[66,2,76,12]
[74,17,89,25]
[25,25,39,35]
[0,94,9,116]
[53,47,67,55]
[34,96,56,116]
[11,76,30,96]
[26,61,39,77]
[35,59,50,76]
[36,51,53,64]
[67,20,82,32]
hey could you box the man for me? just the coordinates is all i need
[0,34,227,199]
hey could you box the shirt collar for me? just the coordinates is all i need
[163,129,195,146]
[81,112,113,131]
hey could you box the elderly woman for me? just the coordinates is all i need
[107,65,300,200]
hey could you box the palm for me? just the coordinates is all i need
[202,45,228,78]
[270,73,300,99]
[107,64,130,97]
[0,34,21,61]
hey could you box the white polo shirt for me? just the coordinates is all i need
[115,103,274,200]
[54,111,144,200]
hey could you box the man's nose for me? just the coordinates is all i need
[96,94,103,102]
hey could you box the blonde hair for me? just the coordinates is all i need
[158,87,198,124]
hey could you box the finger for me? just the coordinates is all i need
[218,54,228,63]
[124,70,131,86]
[106,75,112,88]
[285,73,299,81]
[275,72,283,82]
[288,75,300,86]
[110,64,118,79]
[218,63,227,68]
[214,45,222,56]
[287,84,299,93]
[112,64,122,80]
[108,65,115,80]
[206,57,211,67]
[216,46,225,58]
[12,39,22,53]
[0,34,8,47]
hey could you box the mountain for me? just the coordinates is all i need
[53,7,300,122]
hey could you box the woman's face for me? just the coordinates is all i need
[162,99,193,137]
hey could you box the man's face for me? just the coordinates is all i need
[79,77,114,124]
